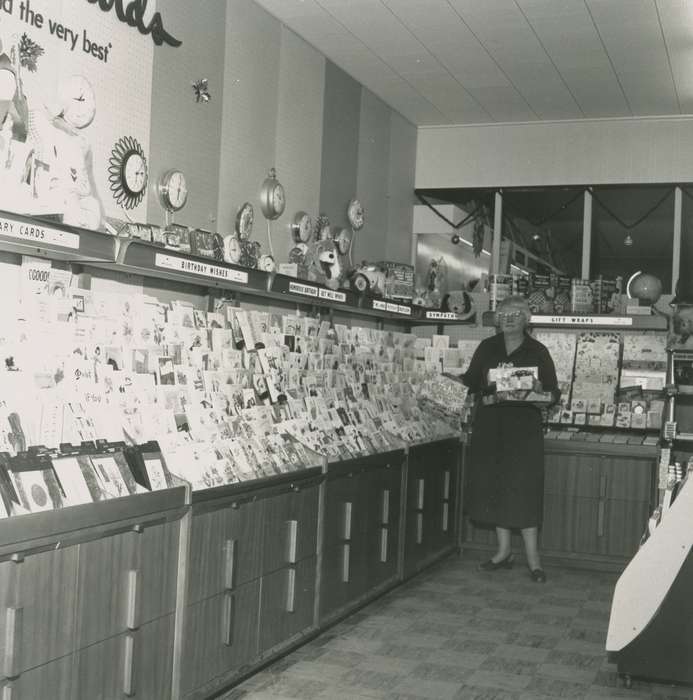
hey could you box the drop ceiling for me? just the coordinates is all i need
[253,0,693,126]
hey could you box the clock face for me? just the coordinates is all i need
[260,169,286,220]
[235,202,254,240]
[124,153,147,195]
[224,235,242,264]
[271,184,285,217]
[159,170,188,212]
[291,212,313,243]
[108,136,148,210]
[347,198,364,231]
[61,75,96,130]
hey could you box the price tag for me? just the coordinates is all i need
[0,215,79,250]
[318,288,346,303]
[155,253,248,284]
[531,315,633,327]
[289,281,318,297]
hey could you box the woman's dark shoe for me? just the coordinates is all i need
[477,553,514,571]
[529,567,547,583]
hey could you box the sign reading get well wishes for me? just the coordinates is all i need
[0,0,180,226]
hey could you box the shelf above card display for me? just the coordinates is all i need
[0,210,117,263]
[482,310,667,330]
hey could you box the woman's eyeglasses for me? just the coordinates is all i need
[496,310,525,320]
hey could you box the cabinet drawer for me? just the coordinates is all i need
[181,580,260,695]
[541,494,601,555]
[323,474,361,548]
[137,520,180,622]
[262,485,319,575]
[188,500,263,604]
[259,557,316,654]
[544,453,601,498]
[0,653,73,700]
[600,458,653,502]
[600,499,650,558]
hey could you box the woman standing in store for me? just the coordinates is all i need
[463,295,560,582]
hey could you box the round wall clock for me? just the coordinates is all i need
[158,169,188,212]
[291,211,313,243]
[108,136,148,210]
[235,202,254,240]
[347,198,364,231]
[60,75,96,130]
[259,168,286,220]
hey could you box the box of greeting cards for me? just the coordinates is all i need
[486,366,554,405]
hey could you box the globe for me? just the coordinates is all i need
[629,272,663,304]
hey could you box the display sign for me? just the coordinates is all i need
[288,281,318,298]
[318,288,346,303]
[531,315,634,327]
[154,253,248,285]
[425,311,460,321]
[0,215,79,250]
[372,299,411,316]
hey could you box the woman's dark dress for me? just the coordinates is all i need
[463,332,558,529]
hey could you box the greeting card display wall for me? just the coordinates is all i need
[0,211,469,699]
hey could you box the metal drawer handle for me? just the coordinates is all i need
[380,528,388,563]
[443,470,450,500]
[381,489,390,526]
[3,607,22,680]
[286,520,298,564]
[221,591,235,647]
[123,633,136,696]
[343,502,352,540]
[416,479,425,510]
[223,539,236,590]
[442,503,449,533]
[416,513,423,544]
[125,569,139,631]
[341,544,350,583]
[597,501,605,538]
[286,568,296,613]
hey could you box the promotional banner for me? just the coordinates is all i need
[0,0,177,230]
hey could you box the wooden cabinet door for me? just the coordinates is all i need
[12,547,78,673]
[262,484,319,576]
[1,653,73,700]
[364,463,402,587]
[75,531,138,649]
[258,557,316,654]
[136,520,180,624]
[544,451,601,498]
[187,499,263,604]
[319,542,352,620]
[181,580,260,696]
[323,473,359,549]
[135,614,175,700]
[601,498,650,558]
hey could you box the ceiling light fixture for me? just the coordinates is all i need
[624,234,633,247]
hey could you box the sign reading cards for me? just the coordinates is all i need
[373,299,410,316]
[531,315,633,327]
[155,253,248,285]
[0,215,79,250]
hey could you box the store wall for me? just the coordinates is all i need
[416,117,693,189]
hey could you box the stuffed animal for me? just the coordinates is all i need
[304,237,343,290]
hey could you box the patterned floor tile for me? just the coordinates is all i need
[221,556,693,700]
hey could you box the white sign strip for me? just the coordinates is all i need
[318,288,346,303]
[397,305,412,316]
[0,216,79,250]
[531,314,633,326]
[155,253,248,284]
[373,300,387,311]
[289,281,318,297]
[426,311,459,320]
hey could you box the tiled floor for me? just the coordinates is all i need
[218,555,693,700]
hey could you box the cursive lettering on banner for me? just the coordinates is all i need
[85,0,182,48]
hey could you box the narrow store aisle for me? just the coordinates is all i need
[219,556,691,700]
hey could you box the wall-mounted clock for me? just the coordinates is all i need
[158,169,188,212]
[347,198,364,231]
[108,136,148,210]
[235,202,254,240]
[259,168,285,220]
[291,211,313,244]
[60,75,96,130]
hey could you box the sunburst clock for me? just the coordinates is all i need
[108,136,148,210]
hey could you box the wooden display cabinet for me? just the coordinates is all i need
[403,438,460,578]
